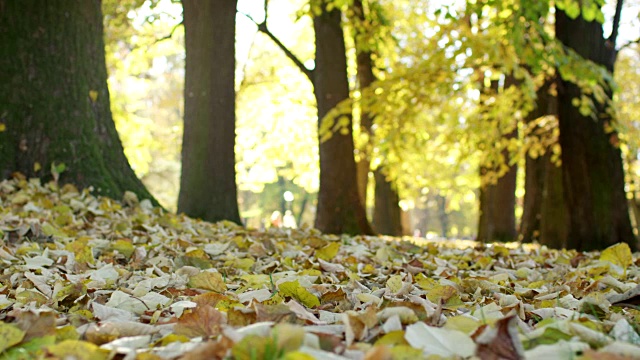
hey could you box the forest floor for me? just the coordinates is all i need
[1,178,640,359]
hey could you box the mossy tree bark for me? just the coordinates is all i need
[313,2,373,235]
[0,0,155,203]
[178,0,242,225]
[556,7,636,251]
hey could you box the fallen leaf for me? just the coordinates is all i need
[279,280,320,308]
[174,305,226,338]
[0,322,25,353]
[404,322,476,357]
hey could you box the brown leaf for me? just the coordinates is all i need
[254,303,297,323]
[179,337,234,360]
[192,292,231,308]
[12,309,56,341]
[473,315,525,360]
[174,305,226,338]
[364,345,393,360]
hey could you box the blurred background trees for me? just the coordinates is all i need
[78,0,640,249]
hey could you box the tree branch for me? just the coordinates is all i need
[619,37,640,51]
[608,0,624,47]
[152,20,183,45]
[238,11,314,84]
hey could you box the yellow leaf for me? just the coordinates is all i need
[34,162,41,172]
[282,351,316,360]
[273,323,304,352]
[278,280,320,308]
[390,345,424,359]
[156,333,190,346]
[415,275,438,291]
[232,335,275,360]
[386,275,404,293]
[47,340,108,360]
[444,315,481,334]
[426,285,459,304]
[600,243,632,273]
[185,248,209,259]
[65,236,95,265]
[188,271,226,292]
[0,322,25,353]
[112,239,135,258]
[374,330,409,346]
[315,242,340,261]
[89,90,98,102]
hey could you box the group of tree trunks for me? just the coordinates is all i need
[0,0,636,251]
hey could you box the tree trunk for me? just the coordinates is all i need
[436,194,449,238]
[555,9,635,251]
[353,0,375,209]
[520,154,544,242]
[477,78,518,243]
[178,0,242,224]
[539,159,568,248]
[372,169,403,236]
[0,0,155,203]
[477,159,518,242]
[313,3,373,235]
[519,80,568,247]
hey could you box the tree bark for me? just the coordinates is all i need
[0,0,155,203]
[313,2,373,235]
[372,169,403,236]
[555,9,636,251]
[520,154,544,242]
[539,159,568,248]
[519,81,568,247]
[178,0,242,224]
[477,159,518,242]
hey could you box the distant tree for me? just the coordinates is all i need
[352,0,375,208]
[249,1,373,235]
[178,0,242,224]
[351,0,402,235]
[555,2,635,251]
[0,0,155,203]
[373,170,403,235]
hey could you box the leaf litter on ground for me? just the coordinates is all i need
[1,177,640,359]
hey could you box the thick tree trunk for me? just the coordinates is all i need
[520,154,544,242]
[178,0,242,224]
[539,159,568,248]
[313,3,373,235]
[556,10,635,251]
[519,81,567,247]
[372,169,403,236]
[0,0,155,203]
